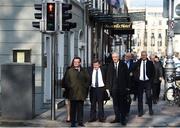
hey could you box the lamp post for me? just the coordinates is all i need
[165,0,175,89]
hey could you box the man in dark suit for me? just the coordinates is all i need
[106,52,129,126]
[123,52,135,115]
[89,59,107,122]
[150,55,163,104]
[133,51,155,117]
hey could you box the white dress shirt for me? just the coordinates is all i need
[139,60,149,81]
[114,61,119,69]
[91,68,105,87]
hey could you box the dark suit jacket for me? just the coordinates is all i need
[106,60,129,95]
[88,66,107,88]
[133,59,155,82]
[124,59,135,93]
[153,61,163,83]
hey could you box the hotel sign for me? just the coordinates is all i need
[104,22,132,30]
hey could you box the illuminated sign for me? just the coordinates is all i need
[104,22,132,30]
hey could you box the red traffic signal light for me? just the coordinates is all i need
[47,3,54,12]
[46,3,56,31]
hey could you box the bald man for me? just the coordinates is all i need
[106,52,129,126]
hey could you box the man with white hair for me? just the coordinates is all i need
[106,52,129,126]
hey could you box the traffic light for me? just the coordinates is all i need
[32,4,43,29]
[61,3,76,31]
[46,2,56,32]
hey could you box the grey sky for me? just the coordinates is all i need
[129,0,163,7]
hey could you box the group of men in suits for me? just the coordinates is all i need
[63,50,155,127]
[89,51,155,125]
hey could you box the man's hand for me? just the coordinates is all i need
[126,88,131,94]
[106,89,110,97]
[159,77,163,81]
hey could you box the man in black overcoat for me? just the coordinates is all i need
[106,52,129,126]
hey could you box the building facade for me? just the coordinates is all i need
[85,0,131,61]
[0,0,132,116]
[0,0,44,114]
[132,7,168,57]
[0,0,86,115]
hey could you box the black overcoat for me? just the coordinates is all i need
[106,60,129,95]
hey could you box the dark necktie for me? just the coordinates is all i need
[115,63,118,77]
[95,70,98,87]
[126,61,129,69]
[143,61,146,81]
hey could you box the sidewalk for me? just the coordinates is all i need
[0,98,179,127]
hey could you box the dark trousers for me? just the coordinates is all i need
[112,90,127,122]
[70,100,84,126]
[137,81,153,114]
[152,82,161,101]
[90,87,104,120]
[132,82,138,100]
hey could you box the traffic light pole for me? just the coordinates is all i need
[165,0,175,89]
[51,33,56,120]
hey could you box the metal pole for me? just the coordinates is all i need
[165,0,175,89]
[51,33,56,120]
[128,35,132,52]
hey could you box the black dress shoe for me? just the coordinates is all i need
[71,124,76,127]
[121,120,127,126]
[149,110,154,115]
[99,119,105,122]
[78,123,85,127]
[138,112,143,117]
[110,119,120,123]
[153,100,157,104]
[88,119,96,122]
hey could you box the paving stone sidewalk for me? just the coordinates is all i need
[0,98,179,127]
